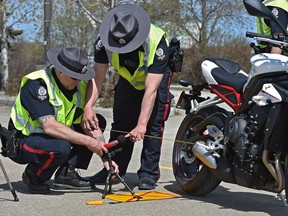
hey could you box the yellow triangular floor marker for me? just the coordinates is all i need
[106,190,182,203]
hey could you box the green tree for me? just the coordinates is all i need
[4,0,257,101]
[142,0,254,83]
[6,39,44,95]
[0,0,42,91]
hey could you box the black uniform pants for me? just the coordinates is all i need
[12,114,106,182]
[109,75,172,181]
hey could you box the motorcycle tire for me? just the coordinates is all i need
[172,107,223,196]
[285,155,288,203]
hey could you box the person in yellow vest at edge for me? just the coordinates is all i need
[83,4,174,190]
[256,0,288,54]
[8,46,118,194]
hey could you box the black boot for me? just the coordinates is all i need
[138,177,157,190]
[88,168,108,184]
[22,166,50,194]
[52,165,92,190]
[88,168,123,185]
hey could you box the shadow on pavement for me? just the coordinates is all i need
[164,182,287,216]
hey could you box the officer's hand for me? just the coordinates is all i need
[127,124,146,142]
[103,160,119,173]
[87,139,108,156]
[83,106,99,131]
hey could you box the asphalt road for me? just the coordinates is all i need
[0,101,288,216]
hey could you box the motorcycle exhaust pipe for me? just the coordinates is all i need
[192,141,217,169]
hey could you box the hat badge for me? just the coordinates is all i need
[119,38,126,44]
[81,66,87,74]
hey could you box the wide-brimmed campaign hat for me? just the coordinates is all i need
[47,46,95,81]
[100,4,151,54]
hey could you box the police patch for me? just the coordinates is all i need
[272,8,279,18]
[95,40,104,51]
[156,48,165,61]
[37,86,47,101]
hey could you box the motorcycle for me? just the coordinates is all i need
[172,0,288,206]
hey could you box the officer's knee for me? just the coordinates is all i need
[56,140,71,159]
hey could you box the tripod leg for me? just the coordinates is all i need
[108,177,113,194]
[115,173,135,196]
[0,158,19,201]
[102,173,113,199]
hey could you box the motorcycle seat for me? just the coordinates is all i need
[211,67,247,92]
[206,58,241,74]
[206,58,248,92]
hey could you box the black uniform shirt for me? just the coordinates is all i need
[94,35,169,75]
[266,6,288,34]
[8,69,77,130]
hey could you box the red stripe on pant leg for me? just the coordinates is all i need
[36,152,55,176]
[161,69,172,133]
[23,143,49,155]
[22,143,55,176]
[160,102,170,133]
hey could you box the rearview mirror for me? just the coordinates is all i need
[243,0,273,19]
[243,0,287,36]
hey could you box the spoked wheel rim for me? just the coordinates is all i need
[173,115,206,185]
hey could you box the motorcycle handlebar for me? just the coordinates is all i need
[246,31,288,48]
[246,31,270,39]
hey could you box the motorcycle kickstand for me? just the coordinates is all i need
[276,193,288,207]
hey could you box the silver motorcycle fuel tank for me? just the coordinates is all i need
[243,53,288,92]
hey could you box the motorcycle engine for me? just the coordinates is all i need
[225,115,251,160]
[225,105,269,161]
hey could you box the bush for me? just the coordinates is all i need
[97,73,119,108]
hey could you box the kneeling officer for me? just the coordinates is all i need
[5,46,118,194]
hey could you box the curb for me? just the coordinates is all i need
[0,85,187,107]
[0,99,183,118]
[0,99,15,107]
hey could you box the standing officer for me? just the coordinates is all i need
[256,0,288,54]
[8,46,118,194]
[83,4,173,190]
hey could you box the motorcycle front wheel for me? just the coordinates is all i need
[172,109,222,196]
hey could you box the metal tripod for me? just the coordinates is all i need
[102,149,140,200]
[0,157,19,201]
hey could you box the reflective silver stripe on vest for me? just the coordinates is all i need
[45,68,60,118]
[45,68,60,107]
[106,49,112,63]
[106,38,151,68]
[14,104,44,133]
[142,39,150,67]
[14,104,28,128]
[76,85,82,107]
[25,121,44,133]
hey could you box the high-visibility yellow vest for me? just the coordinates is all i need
[10,67,87,136]
[106,24,168,90]
[256,0,288,49]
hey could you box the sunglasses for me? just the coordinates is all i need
[60,71,79,81]
[71,77,79,81]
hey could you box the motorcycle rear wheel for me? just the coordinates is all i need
[285,155,288,203]
[172,108,222,196]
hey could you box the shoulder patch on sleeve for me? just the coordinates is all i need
[272,8,279,18]
[95,39,104,51]
[37,86,48,101]
[156,48,165,61]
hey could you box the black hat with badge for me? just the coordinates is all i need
[47,46,95,81]
[100,4,151,54]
